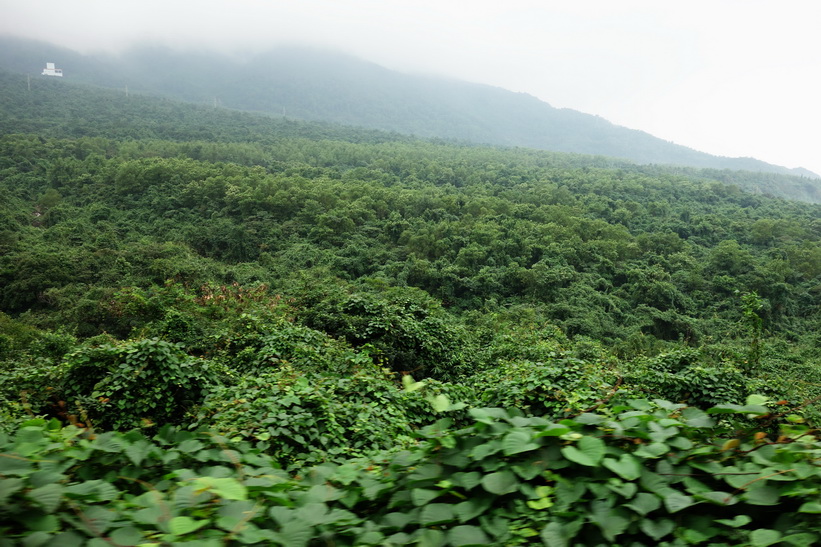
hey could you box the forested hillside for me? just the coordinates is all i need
[2,36,818,180]
[1,71,820,545]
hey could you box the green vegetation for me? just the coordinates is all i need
[1,72,820,544]
[1,37,819,183]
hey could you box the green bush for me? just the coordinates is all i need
[473,356,621,418]
[193,365,416,468]
[2,398,819,545]
[296,285,474,380]
[62,338,216,430]
[622,349,749,408]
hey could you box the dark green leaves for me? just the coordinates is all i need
[603,453,642,480]
[560,436,605,467]
[481,471,519,495]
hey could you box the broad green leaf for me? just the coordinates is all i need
[746,394,770,406]
[716,514,752,527]
[627,399,653,410]
[109,526,145,545]
[269,506,293,525]
[648,421,679,442]
[707,403,769,416]
[634,441,668,458]
[574,413,605,425]
[743,486,781,506]
[236,524,277,545]
[402,375,426,392]
[0,454,33,475]
[663,491,695,513]
[411,488,439,506]
[481,470,519,495]
[624,492,661,516]
[602,454,642,480]
[0,477,24,504]
[19,531,53,546]
[451,471,482,490]
[448,525,490,547]
[416,528,446,547]
[168,516,208,536]
[192,477,247,500]
[454,497,493,523]
[133,503,167,526]
[386,533,412,545]
[589,501,629,542]
[554,481,586,508]
[94,433,126,453]
[124,439,155,466]
[216,499,259,531]
[606,480,637,499]
[780,532,820,546]
[428,394,451,413]
[640,470,676,497]
[295,503,329,526]
[469,441,501,460]
[279,519,312,547]
[178,439,205,453]
[82,506,116,535]
[540,521,567,547]
[420,503,455,526]
[382,512,414,530]
[502,429,539,456]
[697,491,738,505]
[28,483,63,514]
[540,519,583,547]
[640,518,674,540]
[469,407,509,424]
[798,501,821,513]
[527,497,553,510]
[49,531,85,547]
[30,469,66,488]
[513,461,544,480]
[750,529,783,547]
[561,436,605,467]
[534,423,572,437]
[64,480,119,502]
[20,514,59,533]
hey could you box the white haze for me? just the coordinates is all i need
[1,0,819,176]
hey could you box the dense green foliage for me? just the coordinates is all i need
[2,38,819,182]
[2,401,820,545]
[1,69,820,544]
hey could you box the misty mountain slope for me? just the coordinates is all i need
[1,66,820,204]
[1,36,816,180]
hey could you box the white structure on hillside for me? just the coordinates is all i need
[41,62,63,77]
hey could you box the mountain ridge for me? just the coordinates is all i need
[0,35,816,180]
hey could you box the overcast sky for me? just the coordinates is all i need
[2,0,819,175]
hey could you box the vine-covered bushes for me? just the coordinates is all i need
[473,355,621,418]
[192,365,418,468]
[621,348,750,408]
[2,399,819,545]
[62,338,217,430]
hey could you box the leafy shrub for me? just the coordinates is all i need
[622,348,749,408]
[473,356,621,418]
[209,312,368,376]
[296,285,474,380]
[2,398,819,545]
[0,357,64,434]
[193,364,416,468]
[62,338,216,430]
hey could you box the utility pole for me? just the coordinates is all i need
[27,74,31,91]
[125,85,129,98]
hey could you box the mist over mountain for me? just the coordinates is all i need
[0,36,817,180]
